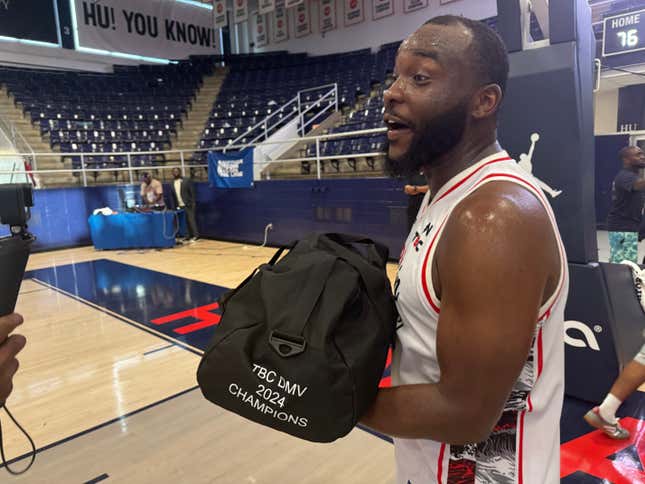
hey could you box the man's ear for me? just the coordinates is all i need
[471,84,503,120]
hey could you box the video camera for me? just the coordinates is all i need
[0,184,35,316]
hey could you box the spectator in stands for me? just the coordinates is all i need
[140,172,165,208]
[404,171,429,231]
[607,146,645,263]
[171,168,199,242]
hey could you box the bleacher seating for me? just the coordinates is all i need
[0,58,213,173]
[194,49,378,162]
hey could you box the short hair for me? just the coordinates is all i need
[619,146,636,161]
[423,15,509,95]
[141,172,150,178]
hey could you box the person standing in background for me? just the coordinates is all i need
[140,172,165,208]
[607,146,645,263]
[171,168,199,242]
[404,171,429,232]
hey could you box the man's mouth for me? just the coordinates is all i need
[384,115,413,141]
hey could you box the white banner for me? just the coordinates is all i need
[294,2,310,38]
[213,0,228,29]
[234,0,249,24]
[319,0,337,33]
[259,0,276,15]
[73,0,220,59]
[344,0,364,27]
[273,6,288,43]
[404,0,428,13]
[254,12,268,47]
[285,0,303,8]
[372,0,393,19]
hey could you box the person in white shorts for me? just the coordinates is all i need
[360,15,568,484]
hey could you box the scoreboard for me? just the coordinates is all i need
[0,0,60,45]
[603,9,645,57]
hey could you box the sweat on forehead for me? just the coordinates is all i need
[400,22,474,54]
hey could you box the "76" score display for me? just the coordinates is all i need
[603,9,645,57]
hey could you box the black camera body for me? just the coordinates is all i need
[0,184,35,317]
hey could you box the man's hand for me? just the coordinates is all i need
[404,185,416,195]
[0,313,26,404]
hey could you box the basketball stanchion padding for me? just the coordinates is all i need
[197,233,397,442]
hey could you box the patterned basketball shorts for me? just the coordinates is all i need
[609,232,639,264]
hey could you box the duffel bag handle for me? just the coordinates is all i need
[219,245,290,309]
[316,233,389,267]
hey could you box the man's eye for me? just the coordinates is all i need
[413,74,429,83]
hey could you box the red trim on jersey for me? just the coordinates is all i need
[437,443,446,483]
[473,173,567,321]
[431,156,512,207]
[518,411,526,484]
[527,395,533,412]
[537,327,544,378]
[420,217,449,314]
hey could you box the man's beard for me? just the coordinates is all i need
[385,99,469,178]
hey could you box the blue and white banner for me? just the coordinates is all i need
[208,149,254,189]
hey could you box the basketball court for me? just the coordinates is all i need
[0,240,637,482]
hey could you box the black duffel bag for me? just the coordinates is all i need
[197,233,397,443]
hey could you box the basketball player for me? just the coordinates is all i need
[360,16,568,483]
[0,313,25,403]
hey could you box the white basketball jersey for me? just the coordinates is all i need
[391,150,568,484]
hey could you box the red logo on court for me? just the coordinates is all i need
[237,0,243,6]
[278,20,283,28]
[561,417,645,483]
[151,302,221,335]
[299,14,305,22]
[378,348,392,388]
[350,0,357,9]
[324,6,331,15]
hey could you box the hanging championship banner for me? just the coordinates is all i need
[295,2,310,38]
[234,0,249,23]
[285,0,303,8]
[344,0,364,27]
[255,12,268,47]
[259,0,276,15]
[319,0,336,33]
[273,6,288,43]
[404,0,428,13]
[213,0,228,28]
[373,0,393,20]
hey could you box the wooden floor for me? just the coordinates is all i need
[5,241,397,483]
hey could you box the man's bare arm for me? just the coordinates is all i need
[360,183,559,443]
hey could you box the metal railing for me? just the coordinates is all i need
[226,83,338,151]
[0,112,35,167]
[0,126,388,186]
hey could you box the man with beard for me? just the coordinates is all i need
[360,16,568,483]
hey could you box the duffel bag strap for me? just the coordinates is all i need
[268,255,338,357]
[219,245,290,309]
[315,233,389,267]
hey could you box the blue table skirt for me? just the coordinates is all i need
[88,211,187,250]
